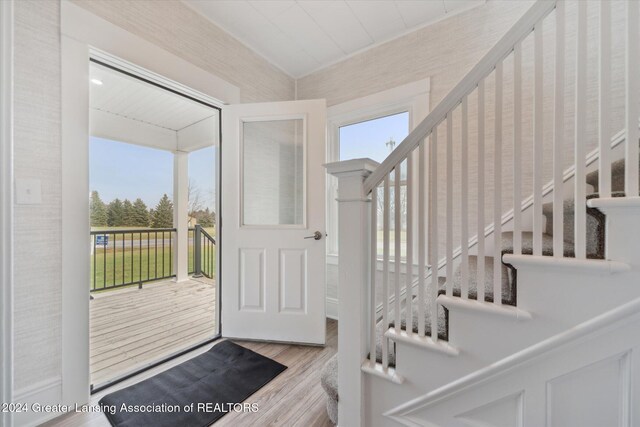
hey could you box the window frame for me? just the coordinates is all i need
[325,79,430,258]
[239,115,308,229]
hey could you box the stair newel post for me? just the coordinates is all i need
[326,158,379,427]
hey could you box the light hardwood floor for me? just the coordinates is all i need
[90,277,217,386]
[45,319,337,427]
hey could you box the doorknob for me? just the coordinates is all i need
[304,231,323,240]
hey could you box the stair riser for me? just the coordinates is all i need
[596,202,640,267]
[388,267,640,394]
[541,205,603,257]
[447,310,538,361]
[445,295,633,364]
[393,342,487,394]
[516,268,640,322]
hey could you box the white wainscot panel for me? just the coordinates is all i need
[546,352,630,427]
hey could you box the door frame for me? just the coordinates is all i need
[61,0,239,409]
[87,57,225,394]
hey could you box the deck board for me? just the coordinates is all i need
[90,277,217,386]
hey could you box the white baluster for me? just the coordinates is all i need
[382,176,390,368]
[394,166,401,331]
[513,43,523,256]
[554,3,565,257]
[405,151,413,333]
[446,113,453,297]
[430,126,439,342]
[575,1,587,259]
[599,0,611,199]
[626,0,639,197]
[533,22,543,256]
[494,62,503,304]
[477,80,486,303]
[370,187,378,364]
[418,140,426,337]
[461,96,469,299]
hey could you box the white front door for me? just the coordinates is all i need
[221,100,326,344]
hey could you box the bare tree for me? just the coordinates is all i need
[188,179,204,216]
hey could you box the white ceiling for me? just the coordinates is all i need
[183,0,485,78]
[90,62,216,132]
[89,62,219,153]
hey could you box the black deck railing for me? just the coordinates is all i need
[90,228,176,292]
[90,226,216,292]
[191,225,216,279]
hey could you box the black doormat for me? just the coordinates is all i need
[99,341,287,427]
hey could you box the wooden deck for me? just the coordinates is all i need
[90,277,217,386]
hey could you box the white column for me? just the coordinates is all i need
[326,158,379,427]
[174,151,189,282]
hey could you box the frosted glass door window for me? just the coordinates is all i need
[242,119,305,226]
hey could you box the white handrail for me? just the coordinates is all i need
[363,0,558,194]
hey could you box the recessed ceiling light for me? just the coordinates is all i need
[91,78,103,86]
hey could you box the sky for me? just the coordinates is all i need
[339,111,409,163]
[90,137,215,211]
[90,111,404,210]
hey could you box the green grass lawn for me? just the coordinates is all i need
[90,228,217,292]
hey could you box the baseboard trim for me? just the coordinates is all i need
[326,297,338,320]
[13,377,63,427]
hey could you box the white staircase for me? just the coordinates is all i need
[327,1,640,425]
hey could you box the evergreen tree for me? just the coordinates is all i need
[122,199,134,226]
[107,198,124,227]
[132,198,150,227]
[151,194,173,228]
[192,208,215,227]
[89,191,108,227]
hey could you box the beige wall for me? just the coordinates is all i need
[299,0,627,262]
[12,0,294,394]
[13,0,62,391]
[73,0,294,103]
[297,1,533,109]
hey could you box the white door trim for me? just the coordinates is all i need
[0,1,14,425]
[60,0,238,407]
[326,78,430,255]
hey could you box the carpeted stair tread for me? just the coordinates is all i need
[320,355,338,424]
[501,230,576,258]
[539,196,605,258]
[447,255,515,305]
[320,355,338,401]
[373,277,447,366]
[586,157,639,193]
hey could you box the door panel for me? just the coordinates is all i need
[239,248,266,312]
[279,248,307,313]
[222,99,326,344]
